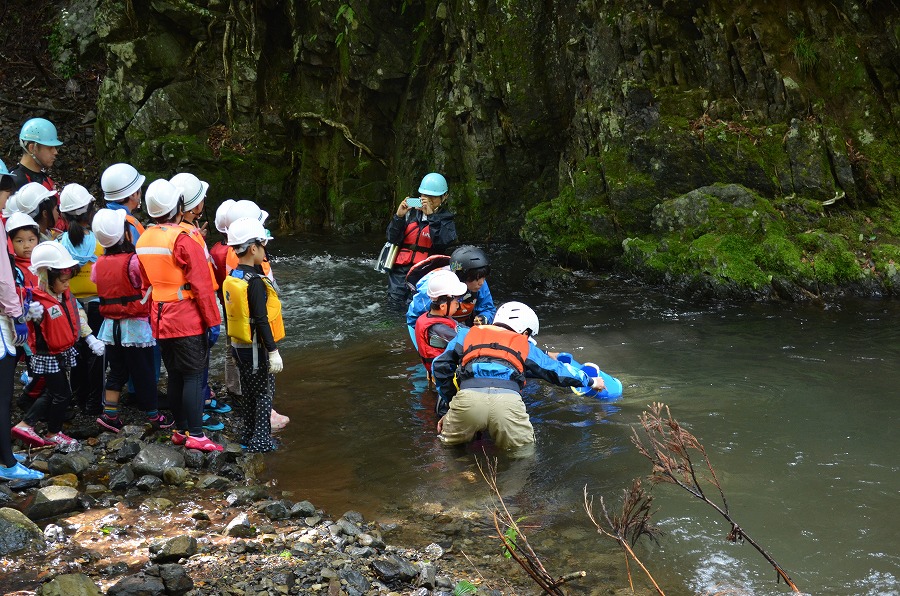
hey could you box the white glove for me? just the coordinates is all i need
[268,350,283,374]
[86,334,105,356]
[26,301,44,321]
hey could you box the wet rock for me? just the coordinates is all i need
[49,473,79,488]
[150,563,193,596]
[135,474,164,492]
[101,561,129,576]
[115,440,143,463]
[196,474,229,490]
[189,509,210,521]
[337,517,362,536]
[225,512,257,538]
[162,467,188,485]
[182,449,204,469]
[132,444,186,478]
[419,563,437,589]
[43,524,67,544]
[77,493,98,511]
[148,535,197,563]
[48,452,92,476]
[424,542,444,560]
[305,515,322,526]
[290,500,316,518]
[260,500,291,521]
[371,554,419,583]
[204,450,226,471]
[107,574,166,595]
[38,572,100,595]
[218,462,245,480]
[9,477,42,491]
[142,497,174,511]
[342,510,365,525]
[346,545,374,557]
[25,486,80,520]
[225,485,269,506]
[0,507,45,555]
[222,442,243,461]
[108,465,135,491]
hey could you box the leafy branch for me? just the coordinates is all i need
[632,403,800,592]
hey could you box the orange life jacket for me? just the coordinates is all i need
[135,224,195,302]
[461,325,530,374]
[179,222,219,291]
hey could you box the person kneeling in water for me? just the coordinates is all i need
[432,302,604,455]
[414,270,467,386]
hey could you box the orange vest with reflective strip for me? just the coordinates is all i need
[461,325,530,373]
[125,214,145,236]
[179,222,219,291]
[135,224,195,302]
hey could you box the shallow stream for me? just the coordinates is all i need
[247,236,899,595]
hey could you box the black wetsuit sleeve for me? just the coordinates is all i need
[247,275,277,352]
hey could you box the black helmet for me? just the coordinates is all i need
[450,245,491,282]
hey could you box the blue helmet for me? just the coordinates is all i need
[0,159,11,178]
[19,118,63,147]
[418,172,448,196]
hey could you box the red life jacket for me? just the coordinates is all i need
[95,253,150,320]
[209,241,229,289]
[28,288,79,355]
[461,325,530,374]
[414,313,458,372]
[394,220,432,267]
[13,255,38,291]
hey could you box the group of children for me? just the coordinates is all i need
[0,117,287,481]
[390,174,605,454]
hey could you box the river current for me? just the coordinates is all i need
[238,236,899,595]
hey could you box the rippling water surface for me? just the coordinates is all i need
[245,236,899,595]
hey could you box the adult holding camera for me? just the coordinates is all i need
[385,172,457,307]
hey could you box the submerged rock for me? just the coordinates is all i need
[26,486,81,520]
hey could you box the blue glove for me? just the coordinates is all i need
[13,316,28,347]
[207,325,220,346]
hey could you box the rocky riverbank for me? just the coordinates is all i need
[1,395,530,596]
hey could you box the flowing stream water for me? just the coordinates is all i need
[244,236,898,595]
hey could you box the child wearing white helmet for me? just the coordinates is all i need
[10,242,102,451]
[222,217,285,452]
[91,209,172,434]
[135,179,223,452]
[10,182,60,241]
[100,163,146,243]
[413,269,467,383]
[0,176,42,480]
[219,199,290,430]
[431,301,605,456]
[57,183,105,415]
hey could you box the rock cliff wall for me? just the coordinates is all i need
[55,0,900,296]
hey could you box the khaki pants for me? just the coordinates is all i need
[439,387,535,450]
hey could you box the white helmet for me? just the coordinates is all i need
[101,163,145,202]
[145,179,183,219]
[59,183,94,214]
[4,211,40,234]
[13,182,56,217]
[227,199,268,225]
[29,241,78,274]
[494,301,540,336]
[170,172,209,211]
[1,193,20,219]
[214,199,236,233]
[227,216,271,246]
[92,208,128,248]
[426,269,468,299]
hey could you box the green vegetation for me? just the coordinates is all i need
[453,580,478,595]
[792,31,820,74]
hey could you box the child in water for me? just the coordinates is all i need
[223,217,285,452]
[414,269,467,384]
